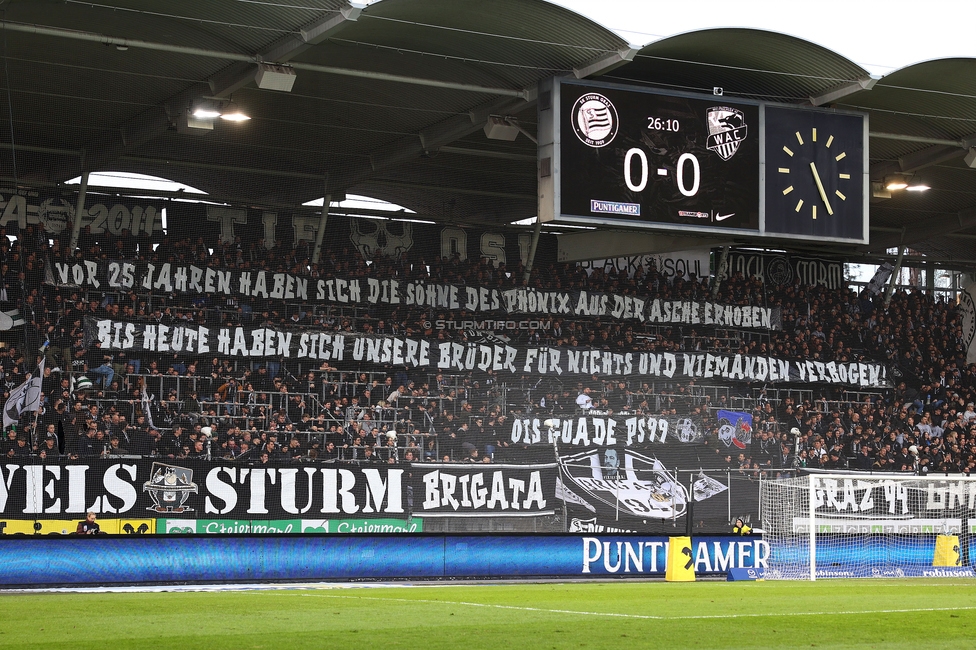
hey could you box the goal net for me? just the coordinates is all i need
[761,473,976,580]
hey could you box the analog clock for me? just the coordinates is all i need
[764,106,865,241]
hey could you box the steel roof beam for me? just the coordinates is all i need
[573,47,640,79]
[870,132,969,149]
[869,132,976,179]
[3,18,529,175]
[808,75,878,106]
[0,21,528,99]
[439,146,536,162]
[209,2,364,98]
[863,205,976,252]
[327,92,535,194]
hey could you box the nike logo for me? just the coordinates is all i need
[715,212,735,221]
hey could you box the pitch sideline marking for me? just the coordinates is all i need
[296,594,976,621]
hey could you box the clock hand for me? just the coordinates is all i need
[809,161,834,216]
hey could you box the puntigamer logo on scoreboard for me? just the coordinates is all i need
[590,200,640,216]
[572,93,618,147]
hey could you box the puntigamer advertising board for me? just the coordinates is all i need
[539,77,868,244]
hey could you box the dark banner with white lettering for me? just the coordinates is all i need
[717,248,846,290]
[85,318,887,387]
[0,188,166,240]
[176,207,552,267]
[0,459,556,521]
[0,189,555,266]
[497,415,762,533]
[55,260,780,328]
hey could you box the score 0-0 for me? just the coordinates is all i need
[624,115,701,198]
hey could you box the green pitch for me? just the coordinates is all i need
[2,579,974,649]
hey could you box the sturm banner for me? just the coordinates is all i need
[87,318,888,386]
[54,259,781,328]
[0,454,754,534]
[717,248,846,290]
[0,189,165,238]
[0,459,557,521]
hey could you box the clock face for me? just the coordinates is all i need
[764,107,865,241]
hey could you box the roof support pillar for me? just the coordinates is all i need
[712,245,729,298]
[312,188,330,266]
[522,217,543,284]
[70,154,88,252]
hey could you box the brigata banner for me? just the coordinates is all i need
[87,318,886,386]
[0,459,556,521]
[58,258,780,328]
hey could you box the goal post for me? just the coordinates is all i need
[760,472,976,580]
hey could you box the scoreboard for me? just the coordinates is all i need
[538,78,868,244]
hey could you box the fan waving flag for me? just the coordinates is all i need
[3,357,44,429]
[142,386,156,430]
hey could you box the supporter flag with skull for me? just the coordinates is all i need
[716,410,752,450]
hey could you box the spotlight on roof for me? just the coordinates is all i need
[191,99,221,120]
[905,184,930,192]
[884,176,908,191]
[219,101,250,122]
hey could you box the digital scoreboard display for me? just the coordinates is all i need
[542,78,868,244]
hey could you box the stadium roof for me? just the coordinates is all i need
[1,0,974,267]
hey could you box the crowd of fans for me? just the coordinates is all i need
[0,221,973,475]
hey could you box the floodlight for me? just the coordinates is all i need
[884,177,908,191]
[191,99,221,119]
[219,102,250,121]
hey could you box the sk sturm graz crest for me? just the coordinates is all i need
[559,449,687,520]
[571,93,618,148]
[705,106,748,160]
[143,462,198,513]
